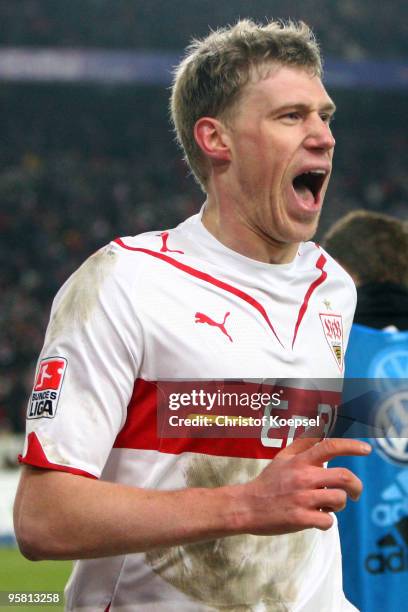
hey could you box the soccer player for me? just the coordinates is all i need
[14,20,371,611]
[324,210,408,612]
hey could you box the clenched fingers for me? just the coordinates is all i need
[291,466,363,500]
[319,467,363,500]
[289,507,334,531]
[312,488,347,512]
[294,488,347,513]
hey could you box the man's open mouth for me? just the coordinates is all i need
[292,169,328,206]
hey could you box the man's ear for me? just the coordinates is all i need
[194,117,231,163]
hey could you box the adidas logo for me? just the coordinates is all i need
[365,516,408,574]
[371,471,408,527]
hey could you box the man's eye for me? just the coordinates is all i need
[321,113,335,124]
[281,112,300,121]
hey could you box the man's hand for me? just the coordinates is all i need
[14,438,371,560]
[231,437,371,535]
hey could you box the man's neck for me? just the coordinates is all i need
[201,196,299,265]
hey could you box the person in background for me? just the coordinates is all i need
[324,209,408,612]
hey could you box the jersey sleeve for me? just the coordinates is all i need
[341,275,357,353]
[19,243,143,478]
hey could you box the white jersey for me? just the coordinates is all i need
[21,210,357,612]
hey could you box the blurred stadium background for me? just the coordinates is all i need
[0,0,407,605]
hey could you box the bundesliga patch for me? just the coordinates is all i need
[319,313,344,372]
[27,357,67,419]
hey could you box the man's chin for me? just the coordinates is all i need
[289,214,320,244]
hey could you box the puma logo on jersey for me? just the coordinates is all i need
[158,231,184,254]
[195,311,233,343]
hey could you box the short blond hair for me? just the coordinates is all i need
[170,19,322,190]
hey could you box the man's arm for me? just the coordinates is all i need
[14,437,370,560]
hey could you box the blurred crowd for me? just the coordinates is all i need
[0,151,199,434]
[1,81,407,436]
[0,0,407,59]
[0,84,202,435]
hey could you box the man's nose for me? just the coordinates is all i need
[304,116,336,152]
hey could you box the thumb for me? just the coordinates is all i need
[275,435,320,459]
[275,423,325,459]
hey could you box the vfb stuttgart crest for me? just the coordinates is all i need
[319,313,344,372]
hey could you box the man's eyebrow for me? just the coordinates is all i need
[273,102,337,114]
[321,102,337,114]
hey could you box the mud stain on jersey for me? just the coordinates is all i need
[46,246,116,343]
[146,455,310,611]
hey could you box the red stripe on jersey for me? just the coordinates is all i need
[19,432,97,478]
[292,254,327,348]
[114,379,297,460]
[114,237,283,347]
[104,605,111,612]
